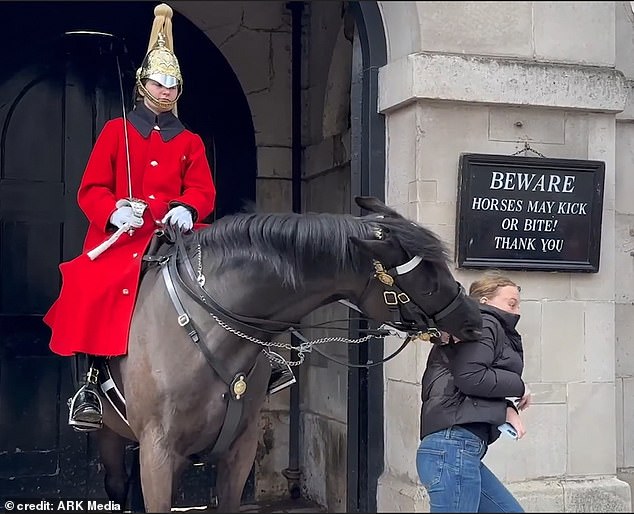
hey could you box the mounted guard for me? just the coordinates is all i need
[44,3,294,433]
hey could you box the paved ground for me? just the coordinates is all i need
[240,498,326,513]
[172,497,326,513]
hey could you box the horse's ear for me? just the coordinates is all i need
[354,196,382,211]
[351,234,407,268]
[354,196,402,218]
[350,236,383,256]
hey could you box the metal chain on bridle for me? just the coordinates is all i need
[209,311,376,366]
[191,244,411,367]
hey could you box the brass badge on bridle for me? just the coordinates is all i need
[373,261,394,286]
[232,375,247,399]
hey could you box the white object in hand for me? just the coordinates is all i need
[498,422,518,439]
[110,199,144,229]
[162,205,193,231]
[87,223,131,261]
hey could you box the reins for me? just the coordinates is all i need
[144,227,462,369]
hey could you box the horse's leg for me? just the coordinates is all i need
[128,446,146,513]
[214,420,262,513]
[95,425,129,508]
[138,431,188,513]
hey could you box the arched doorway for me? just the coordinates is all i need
[346,3,387,512]
[0,1,389,508]
[0,1,255,500]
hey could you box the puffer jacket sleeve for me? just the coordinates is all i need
[448,316,525,398]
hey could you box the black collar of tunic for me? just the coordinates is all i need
[127,101,185,142]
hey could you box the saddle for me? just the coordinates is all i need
[90,228,179,428]
[67,230,175,431]
[88,228,291,436]
[141,227,179,271]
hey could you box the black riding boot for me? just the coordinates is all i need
[267,358,296,395]
[68,357,103,432]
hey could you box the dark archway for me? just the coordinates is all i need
[2,1,256,220]
[0,1,255,501]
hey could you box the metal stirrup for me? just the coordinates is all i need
[68,385,103,431]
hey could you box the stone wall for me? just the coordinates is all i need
[615,0,634,498]
[177,1,354,507]
[300,3,352,510]
[376,1,631,512]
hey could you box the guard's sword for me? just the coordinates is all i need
[114,39,147,234]
[67,31,147,259]
[87,223,130,260]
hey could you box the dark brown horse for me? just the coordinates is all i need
[95,196,482,512]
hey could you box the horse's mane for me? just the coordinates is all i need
[189,211,449,288]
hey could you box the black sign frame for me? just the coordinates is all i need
[456,153,605,273]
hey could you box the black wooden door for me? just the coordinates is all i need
[0,33,126,498]
[0,32,251,506]
[0,2,258,505]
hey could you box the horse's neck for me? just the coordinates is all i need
[199,247,369,324]
[251,275,360,325]
[203,272,328,324]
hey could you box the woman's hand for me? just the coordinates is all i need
[517,385,532,411]
[506,406,527,439]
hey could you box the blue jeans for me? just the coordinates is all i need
[416,426,524,513]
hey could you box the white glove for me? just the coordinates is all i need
[162,205,193,231]
[110,203,144,229]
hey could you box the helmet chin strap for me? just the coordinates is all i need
[136,79,182,111]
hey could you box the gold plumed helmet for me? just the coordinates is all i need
[136,3,182,111]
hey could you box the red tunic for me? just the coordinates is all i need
[44,116,216,356]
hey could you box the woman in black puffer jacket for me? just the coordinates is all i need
[416,271,531,513]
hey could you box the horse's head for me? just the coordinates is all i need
[350,196,482,342]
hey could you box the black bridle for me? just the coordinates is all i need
[144,227,466,371]
[356,257,467,342]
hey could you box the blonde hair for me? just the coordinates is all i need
[468,270,520,302]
